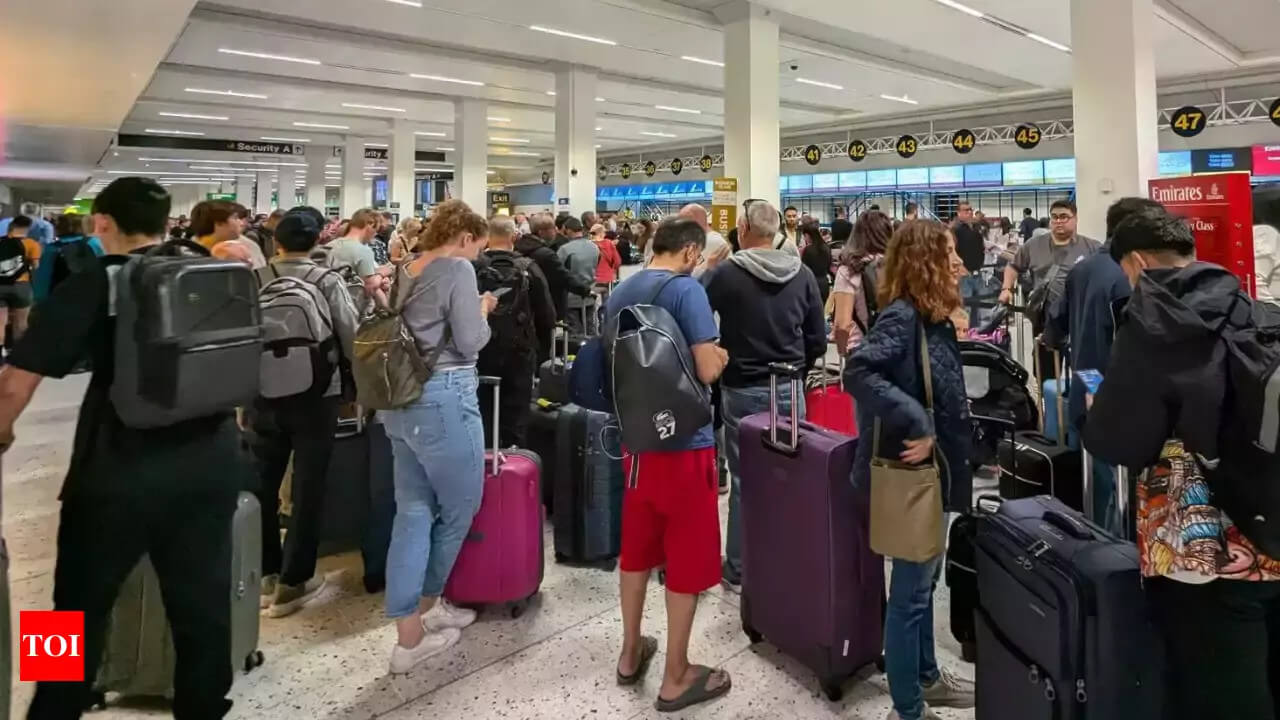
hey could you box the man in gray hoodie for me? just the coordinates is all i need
[556,216,601,334]
[701,200,827,591]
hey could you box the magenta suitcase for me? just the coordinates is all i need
[738,362,883,702]
[443,377,544,617]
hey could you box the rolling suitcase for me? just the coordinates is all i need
[997,430,1083,510]
[92,492,264,706]
[974,494,1163,720]
[552,404,624,568]
[526,399,561,512]
[804,356,857,436]
[362,417,396,588]
[738,362,883,702]
[443,377,544,618]
[317,404,370,556]
[537,326,573,405]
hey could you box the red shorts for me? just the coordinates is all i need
[619,447,721,594]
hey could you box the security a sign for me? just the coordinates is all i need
[118,134,304,155]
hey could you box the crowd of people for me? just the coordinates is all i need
[0,176,1277,719]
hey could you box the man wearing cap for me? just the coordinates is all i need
[250,206,360,618]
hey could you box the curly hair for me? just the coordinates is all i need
[878,219,960,324]
[840,210,893,272]
[420,199,487,251]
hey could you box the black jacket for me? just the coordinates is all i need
[1084,263,1243,469]
[514,233,592,319]
[474,249,557,362]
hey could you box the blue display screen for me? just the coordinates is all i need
[1158,151,1192,177]
[692,180,712,196]
[373,177,388,206]
[671,182,691,196]
[654,184,672,196]
[788,175,813,193]
[637,185,656,200]
[1003,160,1045,186]
[866,169,896,188]
[929,165,964,187]
[1043,158,1076,185]
[812,173,839,192]
[839,171,866,190]
[896,167,929,188]
[779,175,790,192]
[964,163,1002,187]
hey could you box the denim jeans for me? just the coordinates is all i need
[1067,425,1121,535]
[885,554,943,720]
[721,382,803,582]
[379,368,485,619]
[959,274,984,324]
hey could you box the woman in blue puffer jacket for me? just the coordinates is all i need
[845,219,973,720]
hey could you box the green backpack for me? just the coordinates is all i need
[352,275,449,410]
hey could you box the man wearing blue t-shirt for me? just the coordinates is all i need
[608,217,732,712]
[0,203,54,245]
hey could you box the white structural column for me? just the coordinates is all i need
[722,2,780,209]
[553,67,597,219]
[1070,0,1159,238]
[341,136,366,219]
[306,146,329,210]
[234,176,254,209]
[390,121,416,215]
[454,99,488,212]
[254,171,273,214]
[278,167,299,210]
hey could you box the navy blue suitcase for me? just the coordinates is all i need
[974,496,1163,720]
[551,404,624,568]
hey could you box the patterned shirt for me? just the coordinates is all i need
[1137,440,1280,582]
[369,237,390,266]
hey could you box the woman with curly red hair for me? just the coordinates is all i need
[845,219,974,720]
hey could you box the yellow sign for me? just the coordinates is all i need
[711,177,738,236]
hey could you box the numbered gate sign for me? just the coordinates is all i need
[620,164,632,179]
[1014,125,1041,150]
[803,144,822,166]
[1169,106,1206,138]
[951,129,976,154]
[644,161,657,177]
[896,135,918,159]
[699,154,714,172]
[670,157,684,175]
[1271,98,1280,128]
[847,139,867,162]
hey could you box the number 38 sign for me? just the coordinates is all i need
[1169,106,1206,138]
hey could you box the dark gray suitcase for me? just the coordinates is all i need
[551,404,623,568]
[317,409,370,555]
[974,496,1163,720]
[527,400,562,512]
[92,492,264,705]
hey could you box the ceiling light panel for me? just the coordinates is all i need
[343,102,406,112]
[490,136,530,144]
[385,0,422,6]
[929,0,1071,52]
[415,131,447,137]
[640,131,677,138]
[158,112,228,120]
[879,94,919,105]
[185,87,268,99]
[410,73,484,86]
[145,128,205,136]
[261,136,310,142]
[217,48,321,65]
[487,117,511,123]
[529,25,616,45]
[294,122,350,129]
[681,55,724,67]
[654,105,701,114]
[795,78,844,90]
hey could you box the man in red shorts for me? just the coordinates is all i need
[605,217,730,712]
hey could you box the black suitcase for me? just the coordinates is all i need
[946,514,979,664]
[527,399,562,512]
[551,404,623,569]
[318,409,370,555]
[974,496,1163,720]
[997,431,1083,511]
[536,325,575,405]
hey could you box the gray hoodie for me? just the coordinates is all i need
[557,237,600,309]
[729,247,803,284]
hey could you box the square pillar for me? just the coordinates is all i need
[390,121,416,215]
[1071,0,1159,238]
[234,176,253,209]
[278,168,298,211]
[341,136,366,219]
[455,99,488,213]
[306,146,329,210]
[554,67,597,219]
[722,3,779,209]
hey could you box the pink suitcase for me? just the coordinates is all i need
[443,377,544,617]
[805,357,857,437]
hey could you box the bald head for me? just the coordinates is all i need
[530,212,556,240]
[678,204,710,231]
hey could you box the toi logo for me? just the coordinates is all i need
[19,611,84,682]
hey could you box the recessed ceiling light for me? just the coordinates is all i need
[879,93,919,105]
[795,78,844,90]
[490,136,531,144]
[261,136,310,143]
[487,170,497,175]
[529,25,616,46]
[436,146,456,151]
[343,102,407,113]
[386,0,422,6]
[185,87,269,99]
[487,116,511,123]
[545,91,556,96]
[595,126,602,131]
[640,131,677,138]
[158,112,229,120]
[680,55,725,67]
[409,73,485,87]
[595,144,603,149]
[414,131,447,137]
[595,97,606,102]
[931,0,984,18]
[655,105,702,115]
[145,128,205,136]
[294,122,350,129]
[1025,32,1071,52]
[496,150,540,157]
[217,48,321,65]
[365,142,389,147]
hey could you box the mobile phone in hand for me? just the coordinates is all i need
[1075,369,1103,395]
[490,287,512,299]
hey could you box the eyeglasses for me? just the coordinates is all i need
[1050,213,1075,222]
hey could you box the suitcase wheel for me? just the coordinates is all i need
[741,620,762,645]
[85,690,107,711]
[820,678,843,702]
[243,650,265,673]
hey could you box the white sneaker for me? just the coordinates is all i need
[921,668,975,709]
[886,705,941,720]
[259,574,279,610]
[388,628,461,674]
[422,599,477,631]
[266,575,327,618]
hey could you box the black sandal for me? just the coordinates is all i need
[654,665,732,712]
[616,636,658,686]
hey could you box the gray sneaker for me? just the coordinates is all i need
[259,574,279,610]
[886,706,941,720]
[267,575,327,618]
[921,668,975,709]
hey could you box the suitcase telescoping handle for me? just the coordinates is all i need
[480,375,501,475]
[1081,446,1134,540]
[767,361,803,452]
[550,323,570,365]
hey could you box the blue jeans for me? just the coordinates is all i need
[1067,425,1121,535]
[379,368,485,618]
[959,274,984,323]
[721,382,803,582]
[885,554,943,720]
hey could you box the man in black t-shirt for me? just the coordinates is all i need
[0,177,243,719]
[952,202,987,320]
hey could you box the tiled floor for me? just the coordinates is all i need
[7,374,977,720]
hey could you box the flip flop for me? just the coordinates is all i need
[654,665,732,713]
[616,636,658,686]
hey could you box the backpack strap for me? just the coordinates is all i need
[645,272,682,305]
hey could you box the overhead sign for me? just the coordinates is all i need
[206,192,235,201]
[711,177,738,235]
[644,161,657,177]
[332,148,445,163]
[803,144,822,166]
[1014,124,1041,150]
[489,192,511,205]
[118,134,304,155]
[598,165,608,181]
[620,163,632,179]
[1271,98,1280,127]
[847,139,867,162]
[1150,173,1255,296]
[699,154,714,172]
[895,135,918,159]
[1254,144,1280,177]
[1191,147,1252,174]
[1169,106,1207,138]
[670,157,684,175]
[951,129,976,154]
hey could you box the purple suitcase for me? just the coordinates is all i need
[738,362,884,702]
[443,377,544,617]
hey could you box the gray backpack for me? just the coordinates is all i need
[110,255,261,428]
[258,265,337,399]
[312,242,371,318]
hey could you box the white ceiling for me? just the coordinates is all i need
[11,0,1278,200]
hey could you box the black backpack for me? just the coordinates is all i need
[476,254,535,356]
[49,238,97,290]
[0,236,30,283]
[853,256,885,334]
[1025,262,1069,335]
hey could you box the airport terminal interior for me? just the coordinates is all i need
[5,0,1280,718]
